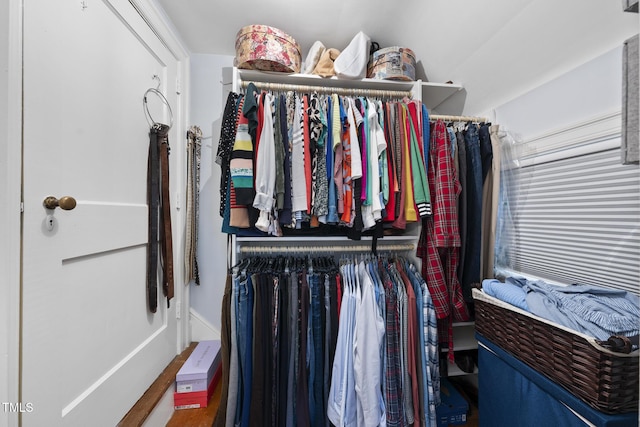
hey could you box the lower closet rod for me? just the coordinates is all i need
[238,243,415,255]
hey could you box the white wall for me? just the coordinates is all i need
[491,45,627,139]
[189,53,235,338]
[436,0,638,115]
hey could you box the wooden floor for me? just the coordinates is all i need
[120,341,478,427]
[118,342,222,427]
[165,382,478,427]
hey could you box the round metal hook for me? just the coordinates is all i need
[143,81,173,130]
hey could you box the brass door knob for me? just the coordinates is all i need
[43,196,77,210]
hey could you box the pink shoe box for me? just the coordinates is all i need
[174,366,220,410]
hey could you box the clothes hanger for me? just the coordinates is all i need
[241,257,251,275]
[343,256,350,292]
[233,257,250,273]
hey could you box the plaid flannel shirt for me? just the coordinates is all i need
[417,120,470,363]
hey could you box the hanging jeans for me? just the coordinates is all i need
[456,131,468,286]
[323,274,331,427]
[226,278,239,427]
[277,274,290,427]
[235,274,254,427]
[297,273,311,427]
[286,272,299,427]
[308,273,325,427]
[462,124,483,302]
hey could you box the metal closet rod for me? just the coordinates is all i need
[238,243,415,254]
[241,80,412,99]
[430,114,489,122]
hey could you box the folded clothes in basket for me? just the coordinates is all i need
[482,278,529,310]
[481,277,640,345]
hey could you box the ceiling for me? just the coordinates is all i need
[155,0,639,114]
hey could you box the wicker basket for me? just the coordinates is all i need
[473,288,639,414]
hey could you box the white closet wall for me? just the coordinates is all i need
[493,46,626,139]
[189,53,234,340]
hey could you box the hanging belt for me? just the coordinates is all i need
[186,126,202,285]
[147,123,174,312]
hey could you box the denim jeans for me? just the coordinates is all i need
[456,131,468,285]
[447,126,457,159]
[277,274,290,427]
[463,124,483,298]
[235,274,253,427]
[225,275,239,427]
[286,272,299,427]
[479,123,493,183]
[296,273,310,427]
[323,274,331,427]
[308,273,324,427]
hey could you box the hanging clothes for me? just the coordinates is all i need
[216,93,241,218]
[254,92,277,233]
[220,253,439,427]
[418,120,470,363]
[479,124,501,281]
[217,89,430,239]
[460,123,482,298]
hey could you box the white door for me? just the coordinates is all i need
[21,0,183,425]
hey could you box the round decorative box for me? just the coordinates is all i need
[235,25,302,73]
[368,47,416,81]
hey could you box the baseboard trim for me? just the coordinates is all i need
[117,342,197,427]
[190,309,221,342]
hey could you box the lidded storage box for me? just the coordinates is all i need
[175,340,220,393]
[235,25,302,73]
[368,46,416,81]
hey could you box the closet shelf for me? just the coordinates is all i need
[453,321,476,327]
[441,344,478,353]
[446,363,478,377]
[421,81,463,111]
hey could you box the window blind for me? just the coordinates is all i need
[496,115,640,295]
